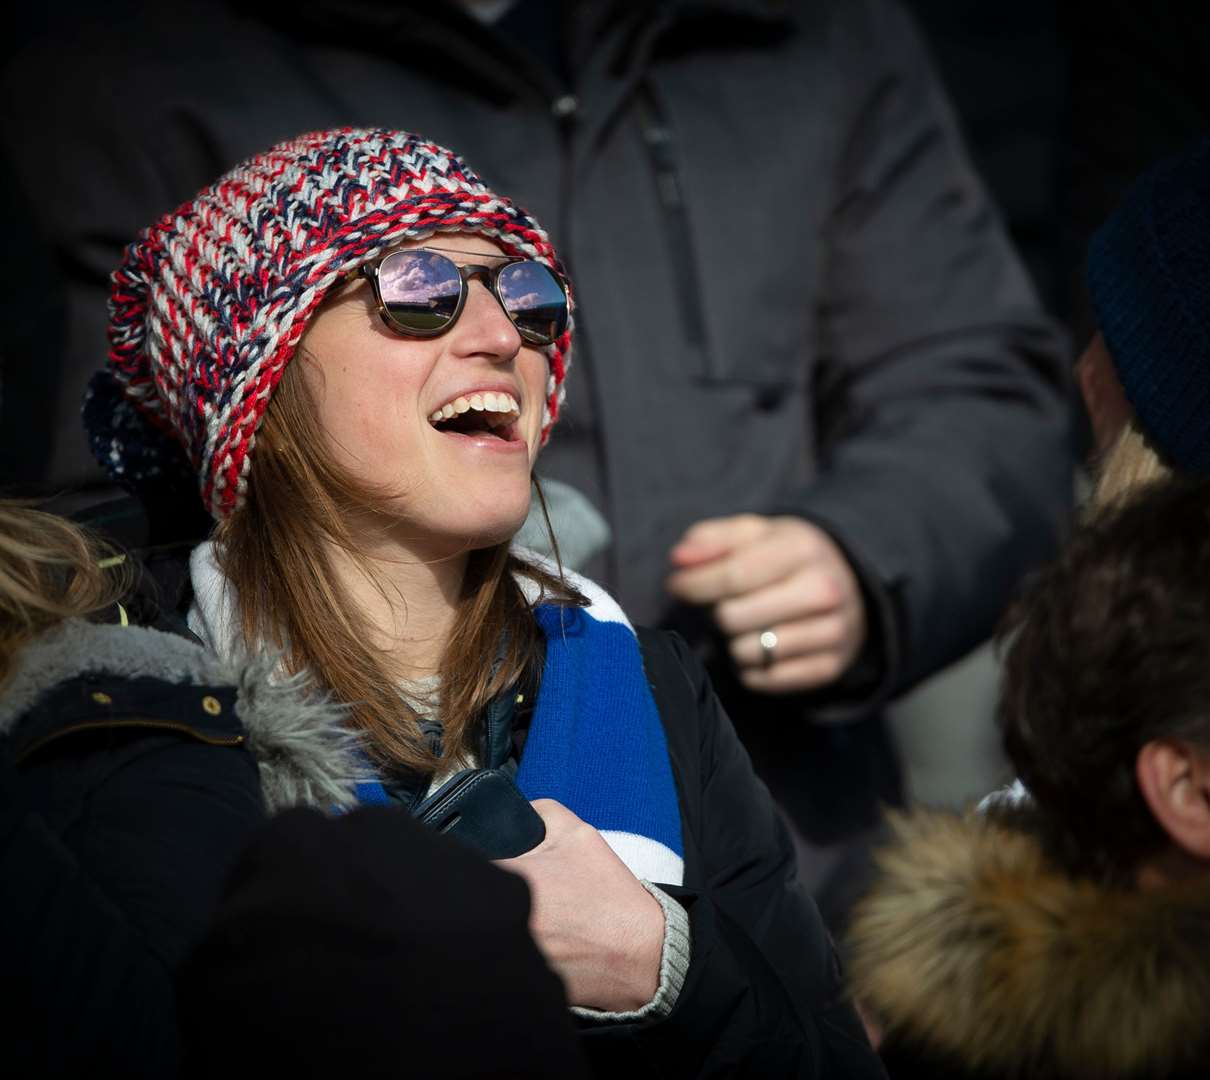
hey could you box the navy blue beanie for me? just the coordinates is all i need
[1087,136,1210,472]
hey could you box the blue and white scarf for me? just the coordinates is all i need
[189,545,684,886]
[513,565,684,884]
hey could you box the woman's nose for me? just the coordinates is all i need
[455,279,522,362]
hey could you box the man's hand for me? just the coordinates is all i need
[666,514,866,693]
[496,800,665,1013]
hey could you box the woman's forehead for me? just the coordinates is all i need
[395,233,511,262]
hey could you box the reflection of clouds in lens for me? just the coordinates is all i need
[498,262,561,304]
[380,253,459,302]
[505,290,545,310]
[498,262,567,340]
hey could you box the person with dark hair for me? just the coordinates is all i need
[845,474,1210,1080]
[955,132,1210,820]
[999,480,1210,887]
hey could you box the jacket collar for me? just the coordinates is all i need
[0,618,226,735]
[4,618,363,814]
[848,809,1210,1078]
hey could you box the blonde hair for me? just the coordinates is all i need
[215,358,578,774]
[1089,419,1173,515]
[0,503,131,686]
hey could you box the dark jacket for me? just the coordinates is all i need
[2,540,885,1078]
[609,626,882,1077]
[847,808,1210,1080]
[1,0,1069,700]
[1,617,359,1078]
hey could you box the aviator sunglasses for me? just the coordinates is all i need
[352,245,569,346]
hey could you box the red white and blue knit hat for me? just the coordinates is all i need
[84,128,573,519]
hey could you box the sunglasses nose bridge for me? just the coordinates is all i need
[456,264,524,351]
[459,264,494,288]
[460,263,519,326]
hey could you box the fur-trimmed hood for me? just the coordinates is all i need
[848,809,1210,1079]
[1,618,362,812]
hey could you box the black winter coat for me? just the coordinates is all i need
[0,619,358,1076]
[2,551,884,1078]
[2,673,257,1075]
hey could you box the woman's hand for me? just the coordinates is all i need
[495,799,665,1012]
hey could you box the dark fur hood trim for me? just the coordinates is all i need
[848,809,1210,1078]
[1,619,362,813]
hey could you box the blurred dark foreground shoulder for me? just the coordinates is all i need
[178,806,588,1079]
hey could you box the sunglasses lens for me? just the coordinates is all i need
[496,261,568,344]
[376,250,463,333]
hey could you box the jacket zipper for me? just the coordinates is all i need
[15,718,245,764]
[636,84,714,376]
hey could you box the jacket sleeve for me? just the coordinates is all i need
[788,0,1071,703]
[0,731,264,1077]
[591,630,887,1079]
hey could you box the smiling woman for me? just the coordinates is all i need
[73,129,882,1077]
[218,231,561,774]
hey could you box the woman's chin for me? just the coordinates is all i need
[477,507,534,550]
[430,504,534,554]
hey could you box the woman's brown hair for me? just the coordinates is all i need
[215,356,580,775]
[0,503,131,686]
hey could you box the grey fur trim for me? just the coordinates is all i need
[228,655,364,813]
[2,619,362,812]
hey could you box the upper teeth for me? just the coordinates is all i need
[429,391,520,424]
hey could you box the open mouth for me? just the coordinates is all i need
[428,391,522,442]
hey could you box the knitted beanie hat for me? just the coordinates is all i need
[84,128,573,519]
[1086,136,1210,472]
